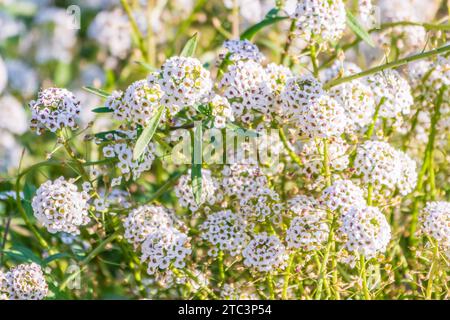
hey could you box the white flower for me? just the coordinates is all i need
[208,94,235,128]
[420,201,450,249]
[1,263,48,300]
[366,70,413,122]
[5,59,39,97]
[286,197,329,251]
[321,180,367,213]
[0,55,6,94]
[159,56,212,108]
[29,87,81,134]
[0,131,22,173]
[200,210,248,256]
[339,206,391,260]
[0,95,28,135]
[292,0,346,43]
[32,177,90,235]
[124,205,177,249]
[242,233,287,272]
[140,227,191,275]
[223,39,264,62]
[88,8,131,59]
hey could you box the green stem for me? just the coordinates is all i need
[425,240,439,299]
[310,44,319,78]
[280,20,296,65]
[279,128,303,167]
[267,272,275,299]
[367,183,373,206]
[315,216,336,299]
[282,253,295,299]
[120,0,149,61]
[360,254,371,300]
[324,45,450,89]
[322,139,332,188]
[217,249,225,286]
[365,98,385,139]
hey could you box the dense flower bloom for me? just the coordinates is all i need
[339,206,391,260]
[366,70,413,122]
[321,180,367,213]
[208,94,235,128]
[200,209,248,256]
[124,205,177,249]
[159,56,212,108]
[242,233,287,272]
[286,196,329,251]
[0,95,27,135]
[0,263,48,300]
[354,141,417,196]
[420,201,450,249]
[32,177,90,235]
[140,227,191,275]
[29,88,81,134]
[223,39,264,62]
[292,0,346,43]
[88,8,131,59]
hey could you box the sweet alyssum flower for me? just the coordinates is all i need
[420,201,450,249]
[29,87,81,134]
[223,39,264,62]
[242,232,287,272]
[339,206,391,260]
[0,95,28,135]
[31,177,90,235]
[0,263,48,300]
[321,180,367,213]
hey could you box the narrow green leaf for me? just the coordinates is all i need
[346,10,375,47]
[180,33,199,57]
[83,86,111,99]
[240,16,288,40]
[92,106,113,113]
[133,105,166,160]
[43,253,71,265]
[191,123,203,205]
[5,246,43,264]
[135,61,157,72]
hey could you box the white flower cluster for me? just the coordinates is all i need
[223,39,264,62]
[242,233,287,272]
[358,0,377,28]
[0,132,22,173]
[321,180,367,213]
[339,206,391,260]
[5,59,39,98]
[0,95,28,135]
[286,196,329,251]
[88,8,132,59]
[299,137,349,177]
[221,164,268,203]
[200,209,248,256]
[123,204,191,275]
[29,87,81,134]
[124,205,177,249]
[354,141,417,196]
[0,56,6,94]
[174,169,222,212]
[32,177,90,235]
[102,130,156,181]
[140,227,191,275]
[159,56,212,108]
[330,80,376,130]
[366,70,413,123]
[292,0,346,44]
[208,94,235,128]
[420,201,450,249]
[107,76,164,126]
[0,263,48,300]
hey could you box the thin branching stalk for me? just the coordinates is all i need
[425,239,440,300]
[279,128,303,166]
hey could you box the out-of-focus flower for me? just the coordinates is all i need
[0,95,28,135]
[5,59,39,98]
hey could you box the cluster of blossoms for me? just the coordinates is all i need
[29,88,81,134]
[286,196,329,251]
[420,202,450,250]
[339,206,391,261]
[354,141,417,196]
[365,70,413,125]
[123,205,191,275]
[292,0,346,44]
[31,177,90,235]
[200,210,248,256]
[321,180,367,213]
[223,39,264,63]
[242,233,288,272]
[0,263,48,300]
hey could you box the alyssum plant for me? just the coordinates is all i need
[1,0,449,300]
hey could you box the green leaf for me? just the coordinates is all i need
[43,253,71,265]
[135,61,157,72]
[191,123,203,205]
[180,33,199,57]
[133,105,166,160]
[4,246,43,264]
[240,16,288,40]
[226,122,260,138]
[83,86,111,99]
[92,106,113,113]
[54,62,71,87]
[346,10,375,47]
